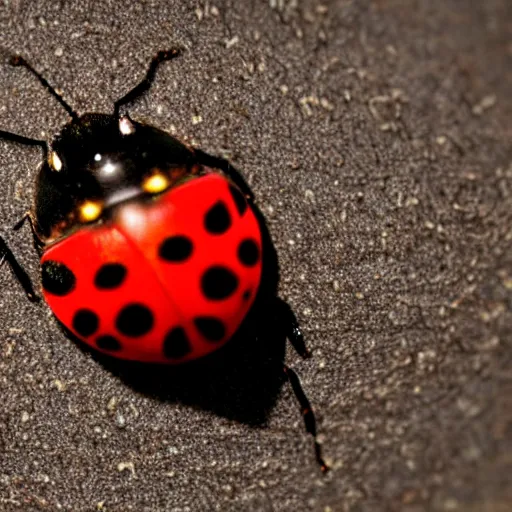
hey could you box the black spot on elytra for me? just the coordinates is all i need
[163,327,192,359]
[94,263,127,289]
[194,317,225,342]
[96,335,121,352]
[238,239,260,267]
[159,235,193,262]
[242,289,252,301]
[116,303,154,337]
[204,201,231,234]
[229,184,247,216]
[201,266,239,300]
[42,260,76,296]
[72,309,99,337]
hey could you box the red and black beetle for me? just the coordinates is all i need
[0,50,327,471]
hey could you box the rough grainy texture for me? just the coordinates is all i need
[0,1,511,511]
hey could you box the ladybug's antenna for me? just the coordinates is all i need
[113,48,181,118]
[10,55,79,122]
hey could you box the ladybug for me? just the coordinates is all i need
[0,50,327,471]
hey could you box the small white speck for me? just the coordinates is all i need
[54,47,64,57]
[305,189,315,202]
[320,97,334,111]
[117,462,135,475]
[472,95,496,116]
[443,498,459,510]
[107,397,118,412]
[115,413,126,428]
[52,379,65,391]
[94,153,102,162]
[225,36,239,49]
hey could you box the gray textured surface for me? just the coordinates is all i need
[0,1,511,511]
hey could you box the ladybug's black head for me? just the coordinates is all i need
[35,113,200,243]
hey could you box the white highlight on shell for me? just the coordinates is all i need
[119,116,135,135]
[115,203,148,238]
[102,161,117,175]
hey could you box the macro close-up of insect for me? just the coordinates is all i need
[1,1,510,510]
[0,49,328,472]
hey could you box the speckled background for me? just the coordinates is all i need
[0,1,511,511]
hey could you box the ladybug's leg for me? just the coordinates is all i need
[0,236,40,303]
[13,212,45,250]
[277,298,328,471]
[114,49,182,117]
[275,297,311,358]
[194,149,255,202]
[284,365,328,472]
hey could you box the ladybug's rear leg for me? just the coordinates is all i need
[277,298,328,472]
[284,365,328,472]
[194,149,255,203]
[275,297,311,358]
[0,236,39,302]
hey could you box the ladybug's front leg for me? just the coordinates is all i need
[0,235,40,302]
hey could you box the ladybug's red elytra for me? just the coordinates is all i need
[41,129,263,363]
[0,49,327,471]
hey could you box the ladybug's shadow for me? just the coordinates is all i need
[73,207,288,427]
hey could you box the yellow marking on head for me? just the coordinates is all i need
[49,151,63,171]
[79,201,103,223]
[143,172,170,194]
